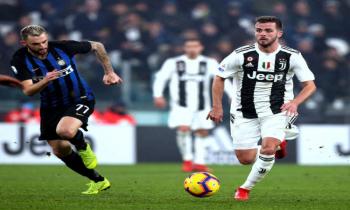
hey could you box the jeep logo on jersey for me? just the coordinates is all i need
[247,71,283,82]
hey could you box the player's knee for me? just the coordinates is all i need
[56,126,77,139]
[260,146,276,156]
[178,126,191,133]
[237,157,255,165]
[195,129,209,137]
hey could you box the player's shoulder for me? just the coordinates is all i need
[234,44,255,54]
[49,40,74,48]
[280,45,300,54]
[172,54,187,62]
[11,47,26,63]
[199,55,217,63]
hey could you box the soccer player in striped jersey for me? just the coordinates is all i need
[153,38,232,172]
[208,16,316,201]
[10,25,122,194]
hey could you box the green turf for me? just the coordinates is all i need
[0,164,349,210]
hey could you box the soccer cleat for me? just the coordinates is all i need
[82,178,111,195]
[275,140,287,159]
[182,161,193,172]
[192,164,212,172]
[78,144,97,169]
[234,187,250,201]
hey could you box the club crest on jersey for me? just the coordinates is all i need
[177,62,185,72]
[57,59,66,66]
[278,59,287,71]
[247,56,253,62]
[262,61,271,70]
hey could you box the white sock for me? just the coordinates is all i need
[194,135,208,165]
[176,130,193,161]
[241,153,275,190]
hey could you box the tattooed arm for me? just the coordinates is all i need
[89,41,123,85]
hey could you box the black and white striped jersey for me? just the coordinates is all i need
[216,43,315,118]
[153,55,219,111]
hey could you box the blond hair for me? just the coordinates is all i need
[20,25,47,40]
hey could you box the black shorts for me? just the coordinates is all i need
[39,100,95,141]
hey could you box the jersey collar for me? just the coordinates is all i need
[255,43,281,55]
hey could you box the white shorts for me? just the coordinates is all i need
[168,105,214,130]
[230,112,289,150]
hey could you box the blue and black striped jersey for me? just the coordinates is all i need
[11,40,95,108]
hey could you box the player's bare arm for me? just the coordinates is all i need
[89,41,123,85]
[281,80,316,116]
[21,70,60,96]
[207,75,225,123]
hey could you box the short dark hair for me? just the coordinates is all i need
[20,25,47,40]
[255,16,283,30]
[183,37,202,44]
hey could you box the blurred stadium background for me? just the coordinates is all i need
[0,0,349,167]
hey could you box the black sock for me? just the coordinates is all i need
[70,130,87,151]
[60,151,104,182]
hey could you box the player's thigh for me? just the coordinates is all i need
[56,116,82,136]
[47,140,72,157]
[260,112,288,142]
[168,106,194,129]
[191,109,214,131]
[231,116,261,150]
[57,100,95,136]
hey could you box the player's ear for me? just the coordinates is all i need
[277,30,283,38]
[20,40,27,46]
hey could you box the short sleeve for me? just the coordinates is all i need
[10,53,32,81]
[208,58,219,77]
[291,53,315,82]
[216,51,240,78]
[50,40,92,56]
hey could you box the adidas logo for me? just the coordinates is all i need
[245,62,254,68]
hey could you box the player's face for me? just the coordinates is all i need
[184,41,203,58]
[23,33,49,56]
[255,22,282,48]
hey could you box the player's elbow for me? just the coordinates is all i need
[90,41,104,51]
[309,81,317,95]
[23,88,34,96]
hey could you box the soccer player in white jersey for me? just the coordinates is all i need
[207,16,316,201]
[153,38,222,172]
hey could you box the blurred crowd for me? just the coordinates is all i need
[0,0,349,121]
[3,100,136,125]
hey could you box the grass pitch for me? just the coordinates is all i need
[0,164,349,210]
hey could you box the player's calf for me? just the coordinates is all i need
[57,129,97,169]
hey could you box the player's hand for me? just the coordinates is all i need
[44,70,60,82]
[207,107,223,124]
[281,100,299,116]
[103,72,123,85]
[154,97,167,109]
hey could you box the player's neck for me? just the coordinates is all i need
[27,48,48,60]
[186,54,199,60]
[257,42,280,54]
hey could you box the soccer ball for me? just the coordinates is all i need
[184,172,220,197]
